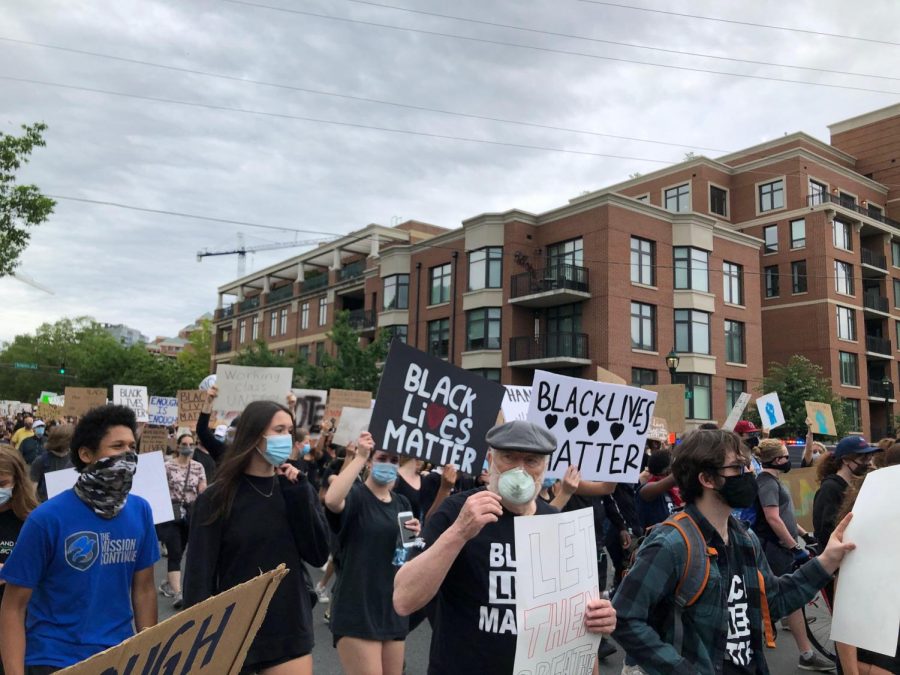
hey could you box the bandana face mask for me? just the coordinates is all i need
[74,451,138,519]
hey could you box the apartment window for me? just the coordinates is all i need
[790,219,806,248]
[710,185,727,216]
[427,319,450,358]
[300,302,309,330]
[726,379,746,412]
[868,203,884,220]
[792,260,808,294]
[631,302,656,351]
[893,241,900,268]
[763,225,778,254]
[725,320,745,364]
[430,264,452,305]
[674,373,712,420]
[276,349,285,357]
[385,325,408,344]
[674,309,710,354]
[315,341,326,364]
[896,320,900,347]
[843,398,862,431]
[833,220,853,251]
[723,262,743,305]
[834,260,854,296]
[809,179,827,206]
[251,315,259,341]
[839,192,857,209]
[631,368,658,387]
[280,308,288,335]
[383,274,410,310]
[298,344,309,362]
[838,351,859,386]
[674,247,709,292]
[468,247,502,291]
[318,297,327,326]
[894,279,900,309]
[238,319,246,344]
[664,183,691,213]
[630,237,655,286]
[270,311,277,337]
[546,303,582,334]
[764,265,780,298]
[758,179,784,212]
[466,308,501,350]
[547,238,584,269]
[837,306,856,341]
[469,368,501,383]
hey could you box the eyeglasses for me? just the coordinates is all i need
[716,463,749,476]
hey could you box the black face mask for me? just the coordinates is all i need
[717,473,758,509]
[763,460,791,473]
[848,460,869,477]
[745,435,760,450]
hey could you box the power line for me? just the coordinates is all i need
[576,0,900,48]
[1,75,676,163]
[220,0,900,96]
[341,0,900,83]
[0,36,728,152]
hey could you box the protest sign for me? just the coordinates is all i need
[831,465,900,656]
[528,371,656,482]
[178,389,206,427]
[722,392,752,431]
[293,388,328,433]
[781,466,818,533]
[755,392,785,431]
[643,384,685,434]
[140,426,170,454]
[804,401,836,437]
[333,406,374,446]
[35,402,61,422]
[501,386,531,423]
[513,507,601,675]
[369,340,505,475]
[63,387,107,417]
[323,388,372,428]
[39,391,57,404]
[214,365,294,413]
[199,373,217,391]
[58,565,289,675]
[595,366,626,386]
[113,385,149,423]
[647,417,668,442]
[46,450,175,524]
[148,396,179,427]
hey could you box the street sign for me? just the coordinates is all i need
[13,362,38,370]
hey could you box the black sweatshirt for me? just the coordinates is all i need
[812,473,848,545]
[195,411,227,462]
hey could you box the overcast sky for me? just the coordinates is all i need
[1,0,898,344]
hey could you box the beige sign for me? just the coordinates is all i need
[595,366,626,385]
[140,426,170,455]
[59,566,288,675]
[805,401,837,437]
[781,466,819,533]
[647,416,668,442]
[324,389,373,427]
[63,387,107,417]
[178,389,206,427]
[644,384,686,434]
[35,402,62,422]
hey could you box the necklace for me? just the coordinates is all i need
[244,475,276,498]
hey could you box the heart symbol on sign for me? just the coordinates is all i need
[426,403,448,430]
[610,422,625,440]
[544,414,558,429]
[586,420,600,436]
[564,417,579,432]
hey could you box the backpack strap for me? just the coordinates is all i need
[744,525,777,648]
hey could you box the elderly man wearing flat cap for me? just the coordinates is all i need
[393,420,617,675]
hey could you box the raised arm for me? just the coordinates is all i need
[324,433,371,514]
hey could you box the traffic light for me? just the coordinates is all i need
[58,363,66,375]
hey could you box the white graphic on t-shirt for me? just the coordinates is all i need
[725,574,753,667]
[479,542,518,635]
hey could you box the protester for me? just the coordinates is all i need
[0,445,39,613]
[636,448,684,530]
[393,420,617,674]
[29,425,74,502]
[612,429,855,675]
[184,400,329,675]
[16,420,45,466]
[801,418,827,468]
[195,385,236,462]
[394,456,423,520]
[192,437,217,484]
[813,436,877,548]
[156,432,206,610]
[9,418,33,452]
[0,405,159,674]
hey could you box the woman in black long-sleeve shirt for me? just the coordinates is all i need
[184,400,329,675]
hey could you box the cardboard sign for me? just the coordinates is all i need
[292,388,328,433]
[333,406,374,446]
[178,389,206,427]
[647,417,668,442]
[323,388,372,428]
[501,386,531,423]
[114,385,149,423]
[148,396,178,427]
[723,392,752,432]
[140,426,170,454]
[643,384,686,434]
[831,465,900,657]
[214,365,294,413]
[528,371,657,483]
[513,507,601,674]
[804,401,837,437]
[46,451,175,524]
[58,565,289,674]
[755,392,785,431]
[64,387,107,417]
[369,341,505,475]
[35,402,61,422]
[595,366,626,386]
[781,466,819,533]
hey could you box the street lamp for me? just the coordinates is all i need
[666,348,680,384]
[881,376,893,438]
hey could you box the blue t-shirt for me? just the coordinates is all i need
[0,489,159,668]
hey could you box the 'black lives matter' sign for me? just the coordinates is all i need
[369,341,505,475]
[527,370,657,483]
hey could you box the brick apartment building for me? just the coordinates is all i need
[211,103,900,437]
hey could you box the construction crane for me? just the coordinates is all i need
[196,232,336,277]
[5,272,54,295]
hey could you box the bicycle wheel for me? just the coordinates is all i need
[803,589,836,662]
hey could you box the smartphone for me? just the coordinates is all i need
[397,511,417,548]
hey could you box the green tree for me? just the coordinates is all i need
[749,355,848,439]
[176,318,214,385]
[233,340,292,368]
[1,123,55,276]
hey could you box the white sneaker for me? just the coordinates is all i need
[621,666,646,675]
[315,583,330,604]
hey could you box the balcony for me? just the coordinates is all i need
[861,248,888,275]
[865,334,892,357]
[238,295,260,313]
[863,294,889,315]
[218,305,234,320]
[508,332,590,368]
[216,339,233,354]
[867,379,896,400]
[339,260,366,282]
[266,284,293,304]
[346,308,377,332]
[808,193,900,229]
[509,264,591,308]
[303,273,328,292]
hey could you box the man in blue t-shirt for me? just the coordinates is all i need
[0,405,159,674]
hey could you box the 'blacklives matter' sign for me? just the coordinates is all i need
[527,370,657,483]
[369,341,505,475]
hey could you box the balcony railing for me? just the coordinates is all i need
[346,308,377,331]
[238,295,260,312]
[865,335,891,355]
[267,284,294,304]
[216,339,233,354]
[303,273,328,292]
[863,294,889,313]
[868,379,895,399]
[808,193,900,229]
[510,264,590,299]
[861,248,887,270]
[509,332,589,361]
[219,305,234,320]
[339,260,366,281]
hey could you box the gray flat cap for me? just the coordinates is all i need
[486,420,557,455]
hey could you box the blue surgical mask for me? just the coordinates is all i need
[34,427,45,438]
[542,477,556,490]
[301,443,311,456]
[371,461,398,485]
[0,487,12,506]
[259,434,292,466]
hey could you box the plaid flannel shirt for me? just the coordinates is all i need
[612,504,832,675]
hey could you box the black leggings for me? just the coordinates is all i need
[156,520,189,572]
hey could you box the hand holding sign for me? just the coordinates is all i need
[356,431,374,461]
[584,599,617,635]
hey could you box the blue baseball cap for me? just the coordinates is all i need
[833,435,876,459]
